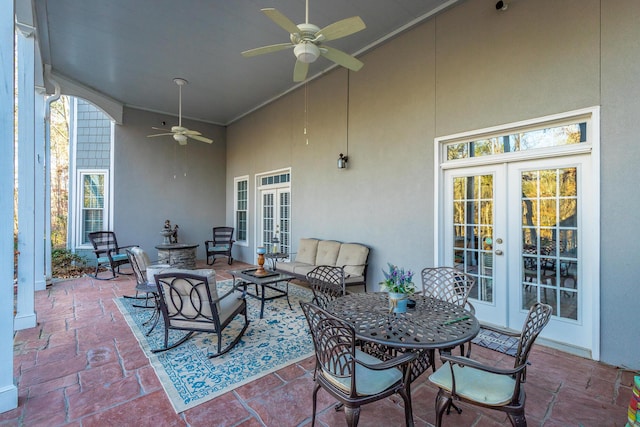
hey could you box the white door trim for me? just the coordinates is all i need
[434,107,600,360]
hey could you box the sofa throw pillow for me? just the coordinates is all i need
[295,238,319,265]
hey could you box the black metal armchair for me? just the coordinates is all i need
[306,265,346,309]
[428,302,552,427]
[88,231,137,279]
[153,271,249,357]
[300,301,416,427]
[205,226,235,265]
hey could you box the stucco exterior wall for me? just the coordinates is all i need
[225,0,639,369]
[113,107,227,261]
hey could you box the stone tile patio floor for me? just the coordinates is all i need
[3,260,636,426]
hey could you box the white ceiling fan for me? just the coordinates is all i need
[147,78,213,145]
[241,0,366,82]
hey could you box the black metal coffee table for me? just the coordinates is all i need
[230,269,295,319]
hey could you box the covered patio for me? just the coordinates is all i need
[3,0,640,421]
[5,262,633,426]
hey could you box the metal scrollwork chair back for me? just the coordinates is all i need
[306,265,346,309]
[300,301,416,427]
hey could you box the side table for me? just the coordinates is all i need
[264,252,288,270]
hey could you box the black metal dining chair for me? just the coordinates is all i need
[428,302,553,427]
[300,301,416,427]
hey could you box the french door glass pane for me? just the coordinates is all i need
[521,167,578,320]
[452,174,494,303]
[262,193,274,247]
[279,191,291,254]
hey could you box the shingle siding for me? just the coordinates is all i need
[75,99,110,169]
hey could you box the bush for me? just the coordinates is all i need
[51,248,91,278]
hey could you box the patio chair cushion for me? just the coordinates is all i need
[129,246,152,272]
[97,253,129,264]
[323,349,403,396]
[429,361,516,406]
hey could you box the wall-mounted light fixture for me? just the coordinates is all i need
[337,153,348,169]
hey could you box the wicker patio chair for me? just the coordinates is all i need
[428,302,553,427]
[300,301,416,427]
[153,271,248,357]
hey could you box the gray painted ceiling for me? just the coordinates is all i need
[32,0,460,125]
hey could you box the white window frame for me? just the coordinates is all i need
[74,169,109,249]
[234,175,249,246]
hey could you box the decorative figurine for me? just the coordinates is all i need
[161,220,179,244]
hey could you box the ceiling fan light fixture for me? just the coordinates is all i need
[294,43,320,63]
[173,134,188,145]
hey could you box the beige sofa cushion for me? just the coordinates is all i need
[336,243,369,277]
[315,240,341,266]
[295,238,319,264]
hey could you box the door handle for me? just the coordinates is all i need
[495,250,504,255]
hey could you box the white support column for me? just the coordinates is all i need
[0,0,19,413]
[15,25,37,330]
[35,89,47,291]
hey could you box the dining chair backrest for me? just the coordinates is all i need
[300,301,356,391]
[306,265,346,309]
[420,267,475,310]
[514,302,553,371]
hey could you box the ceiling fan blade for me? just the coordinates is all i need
[151,127,171,132]
[321,46,364,71]
[147,133,174,138]
[316,16,366,42]
[261,8,300,35]
[183,129,202,136]
[188,134,214,144]
[293,60,309,82]
[242,43,294,57]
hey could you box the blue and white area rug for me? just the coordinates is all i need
[114,280,314,413]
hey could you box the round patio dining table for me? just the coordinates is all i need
[325,292,480,351]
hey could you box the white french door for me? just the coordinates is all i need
[442,155,595,352]
[259,189,291,255]
[443,165,507,325]
[256,169,292,259]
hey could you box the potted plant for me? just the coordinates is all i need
[379,263,416,313]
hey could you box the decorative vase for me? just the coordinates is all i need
[388,292,409,313]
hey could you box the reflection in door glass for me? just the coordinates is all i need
[521,168,578,320]
[452,174,494,303]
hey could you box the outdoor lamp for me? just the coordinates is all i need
[337,153,348,169]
